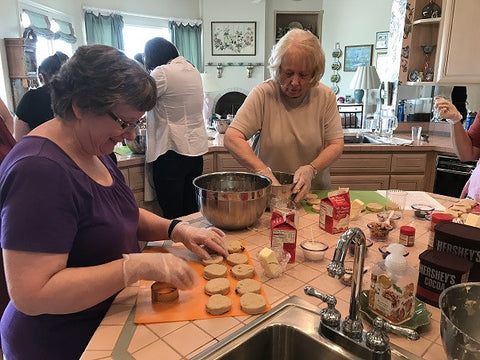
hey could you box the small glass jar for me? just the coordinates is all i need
[428,213,453,249]
[399,226,415,247]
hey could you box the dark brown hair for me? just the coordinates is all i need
[50,44,157,119]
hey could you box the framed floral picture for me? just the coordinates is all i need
[211,21,256,56]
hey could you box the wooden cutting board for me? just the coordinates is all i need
[134,244,271,324]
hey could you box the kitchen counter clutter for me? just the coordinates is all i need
[81,192,459,360]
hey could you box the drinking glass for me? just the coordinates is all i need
[411,126,423,145]
[385,189,408,218]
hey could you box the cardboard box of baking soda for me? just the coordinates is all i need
[319,188,351,234]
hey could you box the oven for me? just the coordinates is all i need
[433,155,477,198]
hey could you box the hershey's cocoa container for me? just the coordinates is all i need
[417,249,472,307]
[433,222,480,281]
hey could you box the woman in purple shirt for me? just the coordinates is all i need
[0,45,227,360]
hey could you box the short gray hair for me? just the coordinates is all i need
[268,29,325,85]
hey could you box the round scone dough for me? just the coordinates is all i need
[311,204,321,213]
[231,264,255,279]
[240,293,267,315]
[226,253,248,266]
[235,279,261,295]
[307,198,321,206]
[206,294,232,315]
[202,255,224,266]
[203,264,227,280]
[227,240,245,253]
[305,193,318,201]
[204,278,231,295]
[366,202,384,213]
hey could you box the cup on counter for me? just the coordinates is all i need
[385,189,408,218]
[411,126,423,145]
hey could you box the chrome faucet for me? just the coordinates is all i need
[327,227,367,340]
[305,227,420,360]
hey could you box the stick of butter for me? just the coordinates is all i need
[351,199,365,218]
[465,213,480,228]
[258,247,282,278]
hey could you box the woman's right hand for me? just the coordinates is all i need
[256,166,280,185]
[122,253,198,289]
[435,96,462,123]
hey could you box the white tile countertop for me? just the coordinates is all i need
[81,192,459,360]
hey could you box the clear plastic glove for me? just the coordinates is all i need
[435,97,462,124]
[256,166,280,186]
[122,253,198,289]
[292,165,315,202]
[171,223,228,259]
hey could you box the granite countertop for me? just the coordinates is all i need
[81,192,457,360]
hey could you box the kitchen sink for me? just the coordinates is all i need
[192,296,423,360]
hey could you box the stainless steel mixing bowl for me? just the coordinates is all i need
[439,282,480,360]
[125,125,146,154]
[193,172,271,230]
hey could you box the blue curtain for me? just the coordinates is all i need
[84,12,124,50]
[169,22,202,71]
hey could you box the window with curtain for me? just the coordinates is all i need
[21,9,76,67]
[169,21,202,71]
[84,11,124,50]
[122,25,169,60]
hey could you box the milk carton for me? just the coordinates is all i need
[319,188,351,234]
[270,198,297,263]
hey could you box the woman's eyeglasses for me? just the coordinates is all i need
[107,111,142,130]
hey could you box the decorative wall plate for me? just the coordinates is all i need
[408,70,419,82]
[332,48,342,58]
[331,74,340,83]
[331,61,341,71]
[331,84,339,94]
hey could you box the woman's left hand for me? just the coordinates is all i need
[171,224,228,259]
[292,165,315,202]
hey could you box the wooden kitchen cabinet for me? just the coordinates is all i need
[331,175,390,190]
[203,152,214,174]
[395,0,443,85]
[435,0,480,83]
[330,151,435,191]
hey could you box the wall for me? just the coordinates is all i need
[0,0,393,112]
[202,0,266,93]
[322,0,392,113]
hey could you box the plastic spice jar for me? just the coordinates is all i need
[428,212,453,249]
[399,226,416,247]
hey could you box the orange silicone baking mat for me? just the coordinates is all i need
[134,243,271,324]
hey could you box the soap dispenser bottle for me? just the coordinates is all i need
[368,243,417,324]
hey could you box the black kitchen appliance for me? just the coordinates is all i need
[433,155,477,197]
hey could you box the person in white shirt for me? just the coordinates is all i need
[144,38,208,219]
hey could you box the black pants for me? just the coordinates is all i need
[152,150,203,219]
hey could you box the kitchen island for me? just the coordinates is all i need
[117,131,457,213]
[81,192,456,360]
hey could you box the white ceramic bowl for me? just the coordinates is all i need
[300,240,328,261]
